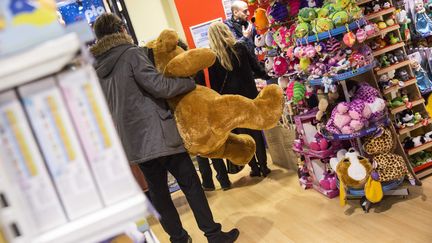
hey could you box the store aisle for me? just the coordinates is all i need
[150,157,432,243]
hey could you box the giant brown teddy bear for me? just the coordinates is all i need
[146,29,283,165]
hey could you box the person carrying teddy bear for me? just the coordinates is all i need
[90,13,239,243]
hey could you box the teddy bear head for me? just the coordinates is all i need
[146,29,216,77]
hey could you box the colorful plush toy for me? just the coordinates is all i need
[145,29,284,165]
[253,7,269,33]
[343,31,356,47]
[268,1,289,24]
[363,127,414,182]
[273,26,291,49]
[330,148,373,206]
[273,56,289,76]
[352,83,386,119]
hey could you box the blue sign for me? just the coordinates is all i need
[58,0,106,25]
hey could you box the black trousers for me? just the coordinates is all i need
[232,128,267,172]
[196,156,231,189]
[139,152,221,243]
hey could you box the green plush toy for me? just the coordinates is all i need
[316,8,330,18]
[298,8,317,23]
[331,11,349,27]
[312,18,334,33]
[295,22,311,38]
[292,81,306,104]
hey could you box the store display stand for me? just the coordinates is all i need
[359,0,432,182]
[0,33,156,243]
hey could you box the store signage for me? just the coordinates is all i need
[58,0,106,25]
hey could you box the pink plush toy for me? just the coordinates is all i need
[272,26,290,50]
[273,56,288,76]
[353,83,386,119]
[309,133,329,151]
[326,99,371,134]
[356,28,367,43]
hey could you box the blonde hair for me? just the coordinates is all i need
[208,22,239,71]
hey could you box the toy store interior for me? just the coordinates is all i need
[0,0,432,242]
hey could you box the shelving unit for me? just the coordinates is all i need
[376,60,412,75]
[367,24,401,40]
[383,78,417,95]
[363,0,432,181]
[398,118,432,135]
[390,98,425,114]
[0,33,155,243]
[356,0,373,5]
[373,42,405,57]
[365,7,396,21]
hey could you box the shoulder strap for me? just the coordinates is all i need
[203,68,211,88]
[142,47,155,65]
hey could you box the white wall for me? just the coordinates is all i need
[124,0,185,46]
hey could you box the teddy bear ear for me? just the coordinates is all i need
[157,29,179,52]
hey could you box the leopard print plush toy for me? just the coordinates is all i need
[363,127,412,182]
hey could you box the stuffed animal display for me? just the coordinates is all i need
[326,83,385,134]
[146,29,284,165]
[363,127,413,182]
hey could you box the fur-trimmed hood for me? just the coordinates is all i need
[90,32,134,57]
[91,33,134,78]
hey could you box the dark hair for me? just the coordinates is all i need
[93,13,125,40]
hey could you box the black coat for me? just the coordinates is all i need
[197,42,270,99]
[90,33,196,164]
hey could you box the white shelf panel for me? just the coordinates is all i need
[0,33,80,92]
[33,194,153,243]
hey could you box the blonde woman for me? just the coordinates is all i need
[199,22,271,177]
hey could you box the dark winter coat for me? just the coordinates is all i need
[196,42,270,99]
[90,33,196,164]
[224,17,257,55]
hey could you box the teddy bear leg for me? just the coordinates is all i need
[202,133,256,166]
[212,84,283,132]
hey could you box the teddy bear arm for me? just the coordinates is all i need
[164,48,216,77]
[201,133,256,166]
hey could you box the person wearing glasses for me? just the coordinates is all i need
[224,0,255,55]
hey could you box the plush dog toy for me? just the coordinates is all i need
[146,29,283,165]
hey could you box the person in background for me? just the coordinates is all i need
[196,156,232,191]
[224,0,255,54]
[197,22,271,177]
[90,13,239,243]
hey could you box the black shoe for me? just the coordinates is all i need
[249,170,261,177]
[222,185,232,191]
[209,228,240,243]
[260,167,271,177]
[202,186,215,191]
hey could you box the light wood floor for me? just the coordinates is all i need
[150,160,432,243]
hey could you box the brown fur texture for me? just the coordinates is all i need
[148,29,283,165]
[336,156,372,188]
[363,128,411,182]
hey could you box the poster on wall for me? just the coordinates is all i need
[222,0,234,19]
[57,0,106,25]
[189,18,222,48]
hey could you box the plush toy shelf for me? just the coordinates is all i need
[365,7,396,21]
[356,0,373,5]
[408,141,432,156]
[373,42,405,57]
[413,160,432,173]
[297,18,367,45]
[375,60,412,76]
[309,63,375,86]
[390,98,425,115]
[398,118,432,135]
[383,78,417,95]
[367,24,400,40]
[321,117,390,141]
